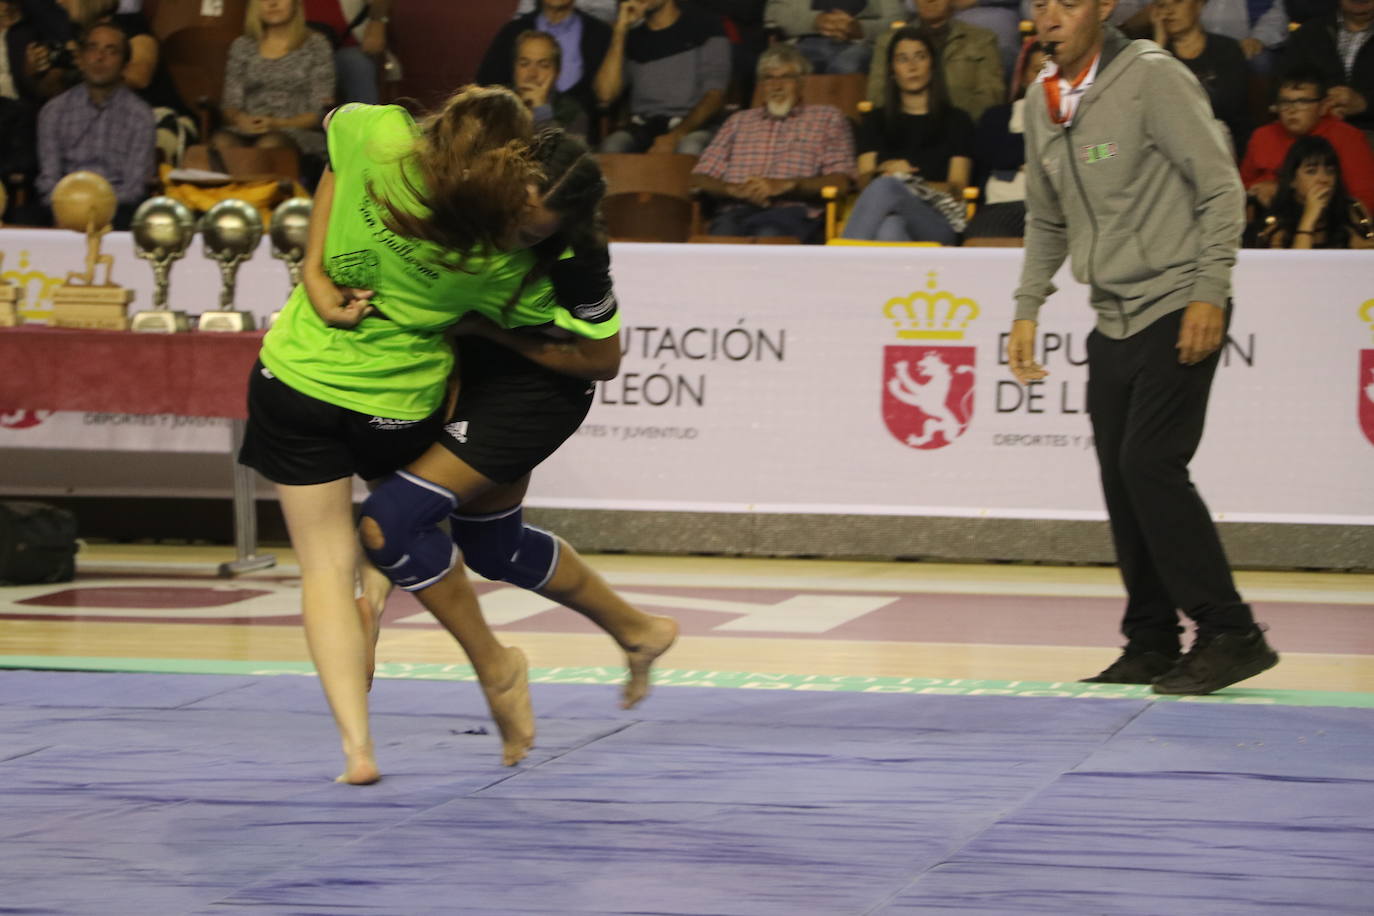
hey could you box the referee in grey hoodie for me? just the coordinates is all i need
[1006,0,1278,694]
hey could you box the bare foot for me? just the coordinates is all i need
[336,742,380,785]
[482,646,535,766]
[621,615,679,710]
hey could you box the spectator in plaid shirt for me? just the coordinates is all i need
[35,21,153,230]
[690,43,855,241]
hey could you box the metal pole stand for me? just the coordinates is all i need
[219,418,276,577]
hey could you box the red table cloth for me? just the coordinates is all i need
[0,326,264,419]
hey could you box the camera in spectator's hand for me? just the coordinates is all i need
[45,40,74,70]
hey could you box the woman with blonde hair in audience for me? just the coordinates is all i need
[215,0,334,166]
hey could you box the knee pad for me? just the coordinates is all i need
[360,471,459,592]
[449,504,559,591]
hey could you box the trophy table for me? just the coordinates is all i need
[48,171,134,330]
[0,183,20,327]
[130,196,197,333]
[198,199,263,332]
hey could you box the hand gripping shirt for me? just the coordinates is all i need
[260,104,620,420]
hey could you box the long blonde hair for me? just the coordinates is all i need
[245,0,309,51]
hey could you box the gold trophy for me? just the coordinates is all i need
[198,199,263,332]
[267,197,311,327]
[129,196,197,333]
[0,183,20,327]
[49,171,134,330]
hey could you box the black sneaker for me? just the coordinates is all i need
[1081,649,1180,684]
[1151,627,1279,695]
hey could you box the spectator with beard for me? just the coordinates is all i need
[690,42,854,239]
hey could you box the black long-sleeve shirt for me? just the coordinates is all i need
[1168,33,1251,157]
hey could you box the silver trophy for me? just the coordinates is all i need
[268,197,312,327]
[198,199,263,332]
[129,196,197,332]
[269,197,311,286]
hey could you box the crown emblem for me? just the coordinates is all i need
[1,252,65,321]
[1361,298,1374,344]
[884,271,979,341]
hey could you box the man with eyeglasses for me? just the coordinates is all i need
[34,22,153,231]
[1240,67,1374,209]
[1284,0,1374,136]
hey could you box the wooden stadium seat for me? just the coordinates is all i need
[602,194,695,243]
[596,153,698,242]
[162,26,240,139]
[596,152,697,198]
[149,0,248,42]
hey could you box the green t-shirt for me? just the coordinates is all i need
[260,104,620,420]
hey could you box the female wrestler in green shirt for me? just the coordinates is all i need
[241,87,554,784]
[243,93,674,784]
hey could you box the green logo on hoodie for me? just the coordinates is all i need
[1080,142,1119,163]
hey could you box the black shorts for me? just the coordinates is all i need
[238,361,445,486]
[438,338,595,484]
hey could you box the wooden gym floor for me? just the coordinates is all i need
[2,543,1370,702]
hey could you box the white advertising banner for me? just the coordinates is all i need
[2,232,1372,525]
[532,245,1374,526]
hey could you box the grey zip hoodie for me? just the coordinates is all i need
[1012,28,1246,339]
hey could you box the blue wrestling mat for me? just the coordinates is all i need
[1,670,1371,914]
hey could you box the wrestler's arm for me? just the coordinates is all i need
[455,246,622,380]
[301,168,376,328]
[458,319,621,381]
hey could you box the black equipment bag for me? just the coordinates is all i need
[0,501,78,585]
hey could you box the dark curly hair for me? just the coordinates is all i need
[504,128,610,314]
[1266,135,1356,248]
